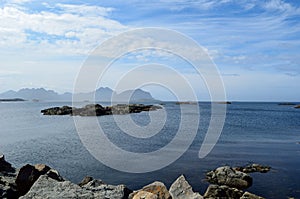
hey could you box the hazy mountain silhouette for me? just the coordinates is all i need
[0,87,156,102]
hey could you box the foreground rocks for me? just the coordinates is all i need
[41,104,162,116]
[0,154,15,173]
[1,153,270,199]
[206,166,253,189]
[169,175,203,199]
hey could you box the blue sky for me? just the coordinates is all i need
[0,0,299,101]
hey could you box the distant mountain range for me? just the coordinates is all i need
[0,87,157,102]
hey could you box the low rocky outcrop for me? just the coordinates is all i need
[206,166,253,189]
[129,181,171,199]
[234,164,271,173]
[278,103,296,106]
[294,105,300,109]
[203,184,243,199]
[41,104,162,116]
[169,175,203,199]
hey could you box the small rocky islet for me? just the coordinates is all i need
[41,104,162,116]
[1,153,273,199]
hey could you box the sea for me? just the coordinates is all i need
[0,101,299,198]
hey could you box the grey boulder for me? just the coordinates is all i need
[206,166,252,189]
[169,175,203,199]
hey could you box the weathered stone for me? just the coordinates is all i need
[0,154,15,173]
[234,164,271,173]
[78,176,94,187]
[203,184,243,199]
[133,190,158,199]
[130,181,171,199]
[169,175,203,199]
[19,175,94,199]
[46,169,64,182]
[206,166,252,189]
[294,105,300,109]
[15,164,51,195]
[81,178,131,199]
[240,191,265,199]
[0,175,19,199]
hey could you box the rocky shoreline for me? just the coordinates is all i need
[41,104,162,116]
[1,153,273,199]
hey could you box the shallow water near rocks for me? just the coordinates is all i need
[0,101,299,198]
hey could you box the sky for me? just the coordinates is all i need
[0,0,299,101]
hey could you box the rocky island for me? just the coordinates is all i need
[41,104,162,116]
[0,98,25,102]
[1,152,273,199]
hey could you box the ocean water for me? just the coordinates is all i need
[0,101,299,198]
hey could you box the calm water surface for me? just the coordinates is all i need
[0,101,299,198]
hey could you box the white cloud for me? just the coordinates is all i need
[0,3,127,55]
[263,0,300,15]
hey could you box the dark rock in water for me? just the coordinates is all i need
[129,181,171,199]
[169,175,203,199]
[240,191,265,199]
[203,184,243,199]
[0,154,15,173]
[294,105,300,109]
[216,101,232,104]
[0,98,25,102]
[175,101,198,105]
[206,166,252,189]
[278,102,296,106]
[41,106,73,115]
[234,164,271,173]
[41,103,162,116]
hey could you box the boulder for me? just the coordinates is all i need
[0,175,19,199]
[133,190,158,199]
[206,166,252,189]
[169,175,203,199]
[15,164,59,195]
[19,175,94,199]
[82,179,132,199]
[234,164,270,173]
[240,191,265,199]
[0,154,15,173]
[294,105,300,109]
[129,181,171,199]
[203,184,243,199]
[78,176,94,187]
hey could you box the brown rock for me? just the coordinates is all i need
[203,184,243,199]
[15,164,51,195]
[133,191,158,199]
[78,176,94,187]
[130,181,171,199]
